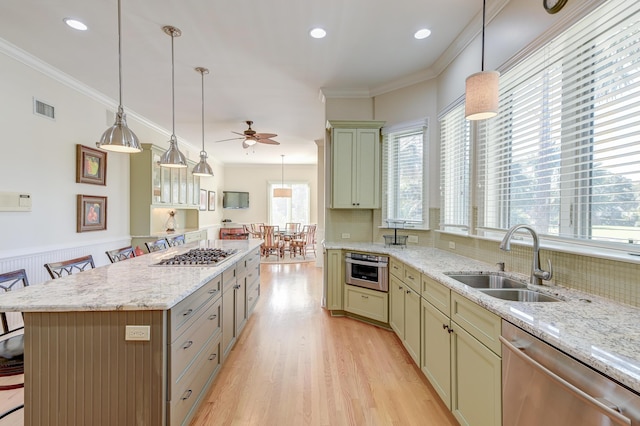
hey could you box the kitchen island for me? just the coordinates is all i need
[0,239,263,426]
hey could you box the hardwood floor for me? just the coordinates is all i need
[190,262,457,426]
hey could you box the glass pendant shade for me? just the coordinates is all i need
[193,151,214,176]
[98,106,141,152]
[159,135,187,168]
[96,0,141,153]
[465,70,500,120]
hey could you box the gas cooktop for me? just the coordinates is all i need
[153,248,237,266]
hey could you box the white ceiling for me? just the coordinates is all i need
[0,0,484,165]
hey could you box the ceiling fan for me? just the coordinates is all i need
[216,120,280,149]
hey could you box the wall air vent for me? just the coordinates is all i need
[33,98,55,120]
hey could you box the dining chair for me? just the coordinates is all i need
[290,224,317,259]
[145,239,169,253]
[105,246,136,263]
[44,255,95,279]
[260,225,284,258]
[165,234,186,247]
[0,269,29,420]
[250,223,265,238]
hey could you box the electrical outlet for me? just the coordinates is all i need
[341,233,351,239]
[408,235,418,243]
[125,325,150,341]
[449,241,456,249]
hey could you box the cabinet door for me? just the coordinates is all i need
[331,129,356,208]
[221,287,236,361]
[324,249,343,310]
[403,286,421,365]
[354,128,380,208]
[421,299,452,409]
[161,167,171,203]
[179,167,188,204]
[235,279,247,335]
[451,323,502,426]
[389,274,405,337]
[344,285,388,322]
[152,151,162,204]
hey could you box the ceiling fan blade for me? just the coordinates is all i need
[231,131,246,136]
[215,137,244,143]
[257,138,280,145]
[255,133,277,139]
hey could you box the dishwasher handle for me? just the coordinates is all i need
[500,336,631,426]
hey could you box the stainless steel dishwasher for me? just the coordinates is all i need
[501,320,640,426]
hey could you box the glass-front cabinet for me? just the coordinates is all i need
[150,147,200,206]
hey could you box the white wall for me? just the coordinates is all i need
[221,164,318,226]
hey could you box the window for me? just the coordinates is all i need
[439,103,471,234]
[268,182,310,227]
[382,119,428,228]
[477,0,640,247]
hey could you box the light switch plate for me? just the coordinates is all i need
[341,233,351,239]
[125,325,150,341]
[408,235,418,243]
[449,241,456,249]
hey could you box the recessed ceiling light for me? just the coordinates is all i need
[309,28,327,39]
[64,18,88,31]
[414,28,431,40]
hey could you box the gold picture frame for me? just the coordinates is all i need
[77,195,107,232]
[208,191,216,211]
[76,144,107,185]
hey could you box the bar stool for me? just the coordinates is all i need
[145,239,168,253]
[44,255,95,279]
[165,234,185,247]
[105,246,136,263]
[0,269,29,419]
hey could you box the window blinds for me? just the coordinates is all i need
[440,102,471,233]
[478,0,640,245]
[382,123,425,225]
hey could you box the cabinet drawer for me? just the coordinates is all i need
[451,293,501,356]
[403,265,421,294]
[422,275,450,316]
[168,334,221,426]
[169,297,222,391]
[389,258,404,279]
[247,281,260,315]
[184,230,205,243]
[344,284,388,322]
[169,274,221,339]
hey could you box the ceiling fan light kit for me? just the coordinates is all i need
[192,66,214,177]
[465,0,500,121]
[159,25,187,168]
[96,0,142,154]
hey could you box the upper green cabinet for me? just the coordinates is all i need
[328,120,384,209]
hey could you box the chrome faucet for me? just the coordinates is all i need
[499,224,553,285]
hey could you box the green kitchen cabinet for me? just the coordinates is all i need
[324,249,343,311]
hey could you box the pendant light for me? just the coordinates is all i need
[96,0,141,153]
[159,25,187,168]
[464,0,500,121]
[192,67,214,177]
[273,155,292,198]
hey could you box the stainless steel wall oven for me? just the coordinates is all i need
[345,252,388,292]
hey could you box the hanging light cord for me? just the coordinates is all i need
[201,70,205,151]
[117,0,124,112]
[481,0,486,72]
[170,29,176,139]
[281,155,285,187]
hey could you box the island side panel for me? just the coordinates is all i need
[24,310,167,426]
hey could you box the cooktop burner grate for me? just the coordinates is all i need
[153,248,237,266]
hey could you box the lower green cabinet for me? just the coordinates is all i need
[421,298,452,409]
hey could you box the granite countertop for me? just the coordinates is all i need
[324,242,640,394]
[0,239,263,312]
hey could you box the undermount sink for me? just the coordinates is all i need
[445,273,528,289]
[478,288,562,302]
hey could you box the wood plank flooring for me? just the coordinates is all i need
[190,262,457,426]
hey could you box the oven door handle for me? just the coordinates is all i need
[345,258,388,268]
[499,336,631,426]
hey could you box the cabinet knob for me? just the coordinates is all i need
[183,340,193,350]
[208,314,217,320]
[208,289,218,295]
[181,389,193,400]
[182,308,193,317]
[398,285,403,290]
[406,290,411,294]
[208,353,217,361]
[361,295,369,299]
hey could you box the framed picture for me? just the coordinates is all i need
[76,144,107,185]
[199,189,207,211]
[77,195,107,232]
[208,191,216,211]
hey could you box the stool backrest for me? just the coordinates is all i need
[106,246,136,263]
[44,255,95,279]
[165,234,186,247]
[145,239,168,253]
[0,269,29,335]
